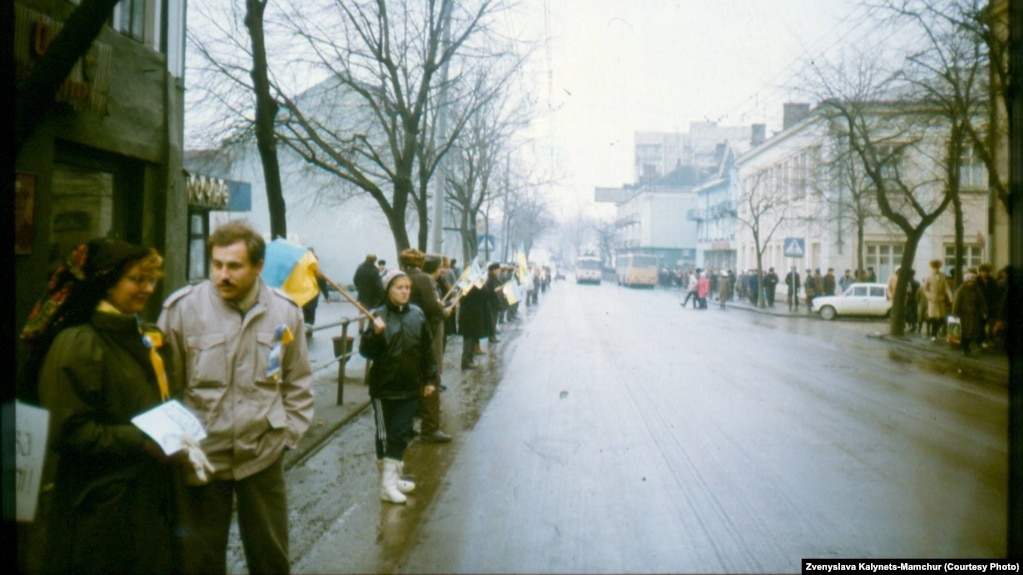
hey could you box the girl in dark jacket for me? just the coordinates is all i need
[20,239,186,574]
[360,270,439,504]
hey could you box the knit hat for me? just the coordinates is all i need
[382,269,408,291]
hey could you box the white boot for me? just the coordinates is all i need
[377,460,416,494]
[380,458,407,504]
[395,461,416,494]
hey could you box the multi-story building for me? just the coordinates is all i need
[733,102,990,285]
[691,144,741,271]
[611,165,703,268]
[596,122,759,270]
[634,122,753,184]
[15,1,191,366]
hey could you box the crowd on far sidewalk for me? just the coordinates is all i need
[667,261,1011,356]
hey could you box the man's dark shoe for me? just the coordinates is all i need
[461,363,477,371]
[420,430,453,443]
[437,383,448,391]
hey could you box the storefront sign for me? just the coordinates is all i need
[14,4,112,114]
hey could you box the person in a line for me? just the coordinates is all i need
[717,270,731,309]
[952,271,987,355]
[24,239,203,575]
[785,266,801,311]
[354,253,385,333]
[763,267,779,306]
[822,268,837,297]
[159,220,313,575]
[804,269,817,312]
[360,269,439,504]
[838,269,854,293]
[401,249,453,443]
[921,258,954,341]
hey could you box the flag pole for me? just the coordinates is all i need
[318,272,375,322]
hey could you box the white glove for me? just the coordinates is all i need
[180,434,215,485]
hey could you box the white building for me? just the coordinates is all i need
[733,102,989,284]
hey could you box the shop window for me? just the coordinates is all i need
[50,164,114,264]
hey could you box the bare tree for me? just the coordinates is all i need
[444,84,532,263]
[245,0,288,238]
[272,0,507,256]
[503,187,554,261]
[807,49,952,336]
[734,171,791,307]
[593,219,617,272]
[896,0,1011,214]
[873,0,998,289]
[820,145,880,273]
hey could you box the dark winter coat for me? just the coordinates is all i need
[360,301,438,399]
[822,273,837,296]
[785,271,801,292]
[353,262,385,308]
[405,265,446,323]
[458,286,486,339]
[952,281,988,340]
[38,310,179,574]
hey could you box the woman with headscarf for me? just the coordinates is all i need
[20,238,197,574]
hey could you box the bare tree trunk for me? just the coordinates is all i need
[16,0,122,151]
[245,0,287,239]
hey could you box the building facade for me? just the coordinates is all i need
[733,103,991,285]
[15,1,190,364]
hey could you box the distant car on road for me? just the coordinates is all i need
[813,283,891,320]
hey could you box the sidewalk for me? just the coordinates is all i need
[718,295,1010,384]
[283,299,373,470]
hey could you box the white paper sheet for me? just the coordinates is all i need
[14,401,49,522]
[131,400,206,455]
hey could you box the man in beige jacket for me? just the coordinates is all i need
[159,220,313,574]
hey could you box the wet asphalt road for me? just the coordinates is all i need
[233,279,1008,574]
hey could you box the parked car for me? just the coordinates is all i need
[813,283,891,320]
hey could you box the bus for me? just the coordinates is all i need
[575,256,602,284]
[616,253,659,288]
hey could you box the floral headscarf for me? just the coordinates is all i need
[20,243,90,349]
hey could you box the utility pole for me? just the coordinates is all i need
[430,0,454,254]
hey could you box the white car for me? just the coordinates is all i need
[813,283,892,320]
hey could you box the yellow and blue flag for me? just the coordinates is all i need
[261,239,320,307]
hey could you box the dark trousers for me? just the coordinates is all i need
[788,290,799,309]
[178,456,289,575]
[682,290,697,307]
[462,335,479,367]
[417,320,444,433]
[373,397,419,460]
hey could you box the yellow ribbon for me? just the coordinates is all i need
[143,330,170,401]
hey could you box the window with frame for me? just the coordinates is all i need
[114,0,148,43]
[958,146,987,191]
[944,244,983,270]
[865,243,903,283]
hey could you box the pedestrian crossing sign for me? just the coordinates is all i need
[784,237,805,257]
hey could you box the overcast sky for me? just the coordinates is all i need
[510,0,866,216]
[186,0,871,220]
